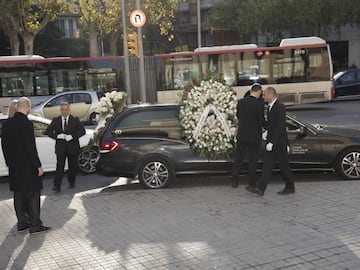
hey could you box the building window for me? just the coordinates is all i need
[189,34,197,48]
[59,19,65,35]
[191,15,197,25]
[69,20,74,38]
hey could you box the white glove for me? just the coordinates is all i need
[266,142,273,152]
[57,133,65,140]
[262,130,268,141]
[287,145,290,153]
[65,134,73,141]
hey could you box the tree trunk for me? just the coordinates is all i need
[109,33,118,56]
[8,31,20,56]
[89,22,99,57]
[23,33,35,55]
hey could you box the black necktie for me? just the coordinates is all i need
[63,118,67,131]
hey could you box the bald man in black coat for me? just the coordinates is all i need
[1,97,50,234]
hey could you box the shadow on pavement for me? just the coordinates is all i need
[0,173,118,269]
[81,173,360,269]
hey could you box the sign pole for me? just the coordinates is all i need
[135,0,146,103]
[121,0,131,104]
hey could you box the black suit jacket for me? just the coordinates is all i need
[1,112,42,192]
[267,99,289,150]
[236,95,265,143]
[45,115,85,155]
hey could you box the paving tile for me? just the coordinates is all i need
[1,179,360,269]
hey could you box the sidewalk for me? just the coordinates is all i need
[1,175,360,270]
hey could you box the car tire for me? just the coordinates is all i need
[336,147,360,180]
[78,147,99,174]
[138,156,175,189]
[89,112,97,125]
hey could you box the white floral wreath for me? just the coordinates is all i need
[87,91,126,148]
[179,79,238,159]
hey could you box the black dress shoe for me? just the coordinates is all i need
[277,188,295,195]
[17,223,30,232]
[254,188,264,196]
[245,186,256,193]
[30,226,51,235]
[231,179,238,188]
[68,183,75,189]
[52,186,61,193]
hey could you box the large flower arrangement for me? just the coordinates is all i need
[87,91,126,147]
[179,79,238,159]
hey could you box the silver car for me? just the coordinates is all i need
[31,90,100,124]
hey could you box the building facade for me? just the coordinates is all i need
[173,0,242,51]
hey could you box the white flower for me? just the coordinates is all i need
[179,80,237,158]
[92,91,126,145]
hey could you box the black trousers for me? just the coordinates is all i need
[257,146,294,192]
[14,191,42,231]
[232,142,260,187]
[54,152,78,188]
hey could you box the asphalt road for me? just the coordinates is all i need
[287,97,360,129]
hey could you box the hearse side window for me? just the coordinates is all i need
[114,108,179,129]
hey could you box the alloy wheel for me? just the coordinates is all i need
[341,151,360,179]
[142,161,170,188]
[78,148,99,173]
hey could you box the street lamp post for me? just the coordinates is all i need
[197,0,201,48]
[121,0,132,104]
[136,0,146,103]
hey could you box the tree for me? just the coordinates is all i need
[209,0,261,43]
[0,1,20,55]
[0,0,72,55]
[143,0,180,40]
[79,0,102,57]
[79,0,181,57]
[210,0,359,44]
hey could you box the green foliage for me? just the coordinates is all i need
[210,0,360,42]
[143,0,180,39]
[0,0,73,54]
[78,0,181,47]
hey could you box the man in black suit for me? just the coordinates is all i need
[232,83,265,190]
[1,97,50,234]
[45,102,85,192]
[256,86,295,196]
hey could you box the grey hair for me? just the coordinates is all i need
[265,86,277,97]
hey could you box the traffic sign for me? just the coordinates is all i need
[130,9,146,28]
